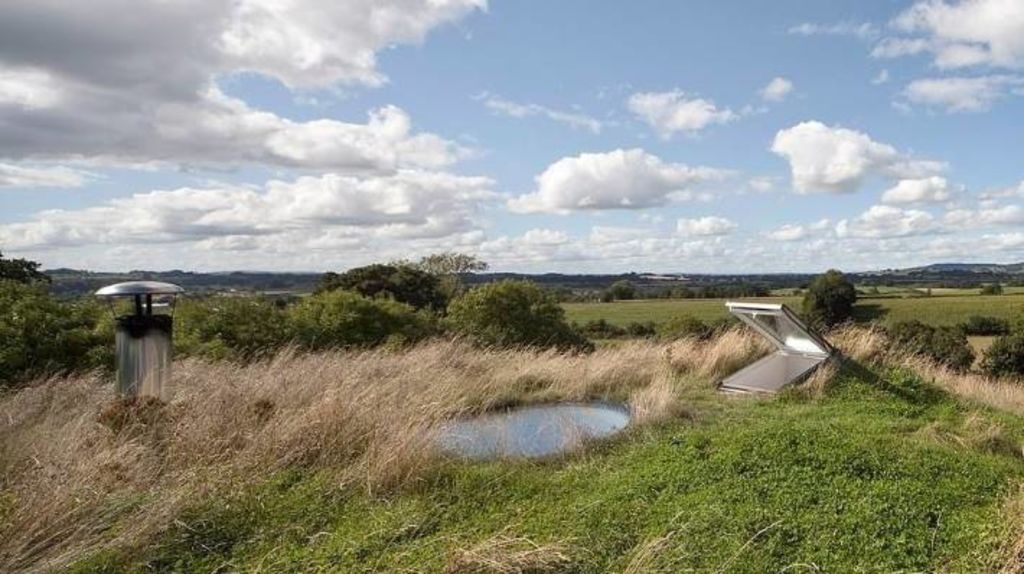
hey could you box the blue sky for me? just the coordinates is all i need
[1,0,1023,273]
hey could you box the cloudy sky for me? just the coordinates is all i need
[1,0,1023,273]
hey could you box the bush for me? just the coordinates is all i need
[289,290,434,350]
[175,297,291,360]
[579,319,626,339]
[625,321,657,338]
[605,280,636,301]
[316,264,446,311]
[0,281,108,386]
[980,283,1004,295]
[657,316,711,341]
[447,281,592,351]
[960,315,1010,336]
[802,269,857,329]
[981,333,1024,378]
[888,320,974,372]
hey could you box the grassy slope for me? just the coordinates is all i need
[564,294,1024,327]
[78,367,1024,573]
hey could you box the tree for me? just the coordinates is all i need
[174,296,291,360]
[315,264,446,311]
[0,251,50,284]
[982,333,1024,378]
[447,281,592,351]
[606,280,636,301]
[414,252,488,300]
[801,269,857,328]
[289,290,433,350]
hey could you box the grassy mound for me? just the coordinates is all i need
[4,328,1024,572]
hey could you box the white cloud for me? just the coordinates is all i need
[476,93,602,133]
[836,205,937,238]
[878,0,1024,69]
[902,75,1024,112]
[788,22,879,40]
[764,219,831,242]
[507,149,729,214]
[0,163,92,188]
[627,90,737,138]
[871,69,891,85]
[0,170,495,250]
[0,0,482,169]
[979,181,1024,200]
[881,176,954,204]
[760,77,794,102]
[771,121,945,193]
[944,204,1024,227]
[677,216,737,237]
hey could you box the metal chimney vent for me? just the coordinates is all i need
[95,281,184,401]
[718,301,834,394]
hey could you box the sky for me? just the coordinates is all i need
[1,0,1023,274]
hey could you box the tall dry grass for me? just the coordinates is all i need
[0,331,767,572]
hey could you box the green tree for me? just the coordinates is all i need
[316,264,446,311]
[447,281,592,351]
[0,250,50,284]
[414,252,488,300]
[606,280,637,301]
[980,283,1004,295]
[802,269,857,328]
[0,281,107,386]
[289,290,433,350]
[174,296,291,360]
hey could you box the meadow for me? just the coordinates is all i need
[563,293,1024,328]
[4,327,1024,572]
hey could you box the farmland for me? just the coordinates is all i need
[564,293,1024,328]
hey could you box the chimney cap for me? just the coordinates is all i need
[95,281,184,297]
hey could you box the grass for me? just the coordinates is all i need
[564,293,1024,328]
[5,328,1024,572]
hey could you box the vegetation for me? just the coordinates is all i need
[605,279,637,301]
[961,315,1011,336]
[5,327,1024,572]
[289,289,435,350]
[982,333,1024,378]
[175,297,290,360]
[982,283,1005,295]
[887,320,975,372]
[0,250,50,284]
[802,269,857,328]
[316,263,447,311]
[447,280,592,352]
[657,315,713,341]
[412,251,488,300]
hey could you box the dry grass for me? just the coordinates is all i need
[444,533,572,573]
[0,331,767,573]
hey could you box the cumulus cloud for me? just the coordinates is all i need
[507,149,729,214]
[764,219,831,242]
[0,170,495,251]
[476,93,602,133]
[944,204,1024,227]
[836,205,937,238]
[901,75,1024,112]
[875,0,1024,69]
[759,77,794,102]
[676,216,737,237]
[771,121,946,194]
[627,90,737,138]
[0,163,92,188]
[881,176,954,204]
[0,0,482,169]
[871,69,891,85]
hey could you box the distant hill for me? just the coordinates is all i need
[867,262,1024,276]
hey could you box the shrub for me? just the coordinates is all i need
[981,333,1024,378]
[960,315,1010,336]
[175,297,291,360]
[657,316,711,341]
[579,319,626,339]
[980,283,1004,295]
[316,264,446,311]
[888,320,974,372]
[625,321,658,338]
[802,269,857,329]
[0,281,108,386]
[447,281,592,351]
[289,290,434,350]
[0,250,50,284]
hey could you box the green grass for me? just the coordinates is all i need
[77,366,1024,573]
[564,294,1024,328]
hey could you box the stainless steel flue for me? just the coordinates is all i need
[95,281,184,400]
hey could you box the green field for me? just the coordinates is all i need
[564,294,1024,328]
